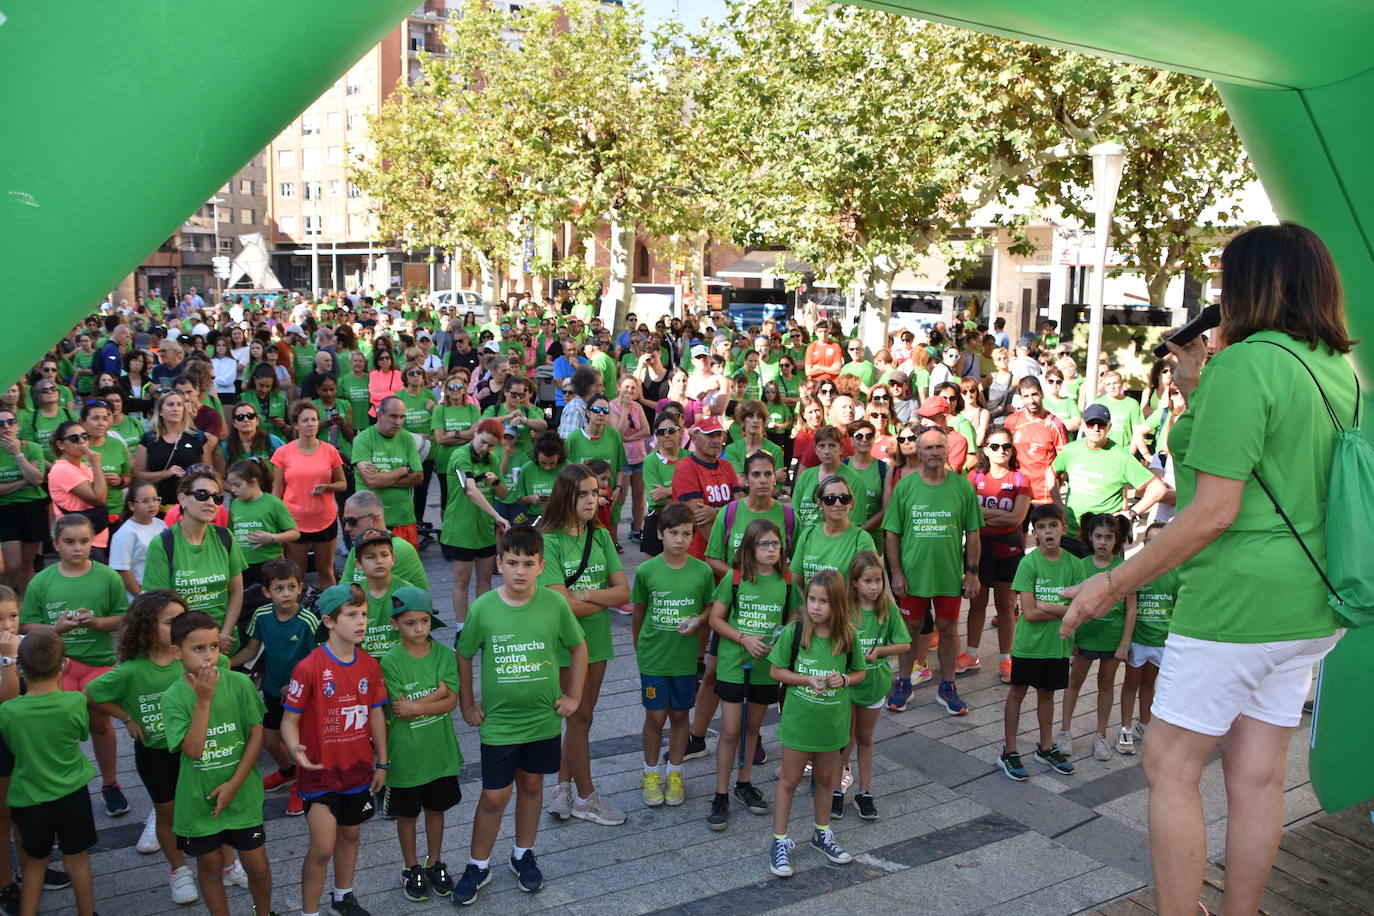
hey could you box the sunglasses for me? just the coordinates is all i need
[35,386,57,393]
[986,442,1014,452]
[588,406,610,415]
[446,383,466,391]
[0,418,15,428]
[851,431,873,441]
[820,492,854,506]
[234,412,257,421]
[1045,378,1063,384]
[40,366,58,373]
[871,394,889,402]
[84,398,110,408]
[655,426,680,437]
[62,432,91,443]
[779,362,793,369]
[819,386,836,394]
[189,489,224,505]
[896,434,918,444]
[341,515,372,528]
[406,369,424,377]
[1085,420,1109,429]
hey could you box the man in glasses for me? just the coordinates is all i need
[447,332,479,374]
[1049,404,1169,557]
[336,490,430,591]
[351,396,424,548]
[838,340,875,395]
[1003,377,1070,507]
[882,428,984,717]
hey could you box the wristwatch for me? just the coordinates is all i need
[0,657,14,668]
[964,564,979,574]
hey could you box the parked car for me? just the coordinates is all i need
[428,289,486,315]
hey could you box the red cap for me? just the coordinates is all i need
[916,396,949,419]
[692,417,726,435]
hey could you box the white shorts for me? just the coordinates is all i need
[1128,643,1165,669]
[1152,631,1343,736]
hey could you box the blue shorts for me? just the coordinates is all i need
[640,674,697,712]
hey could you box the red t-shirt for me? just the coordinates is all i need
[945,428,970,474]
[1003,410,1069,503]
[805,341,843,380]
[284,644,388,797]
[672,453,740,559]
[967,468,1030,559]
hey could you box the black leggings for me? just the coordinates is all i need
[413,458,436,526]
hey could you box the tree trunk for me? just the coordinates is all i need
[690,230,708,318]
[1146,266,1172,309]
[857,252,897,351]
[602,213,634,330]
[476,249,499,305]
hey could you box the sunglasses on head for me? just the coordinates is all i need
[189,488,224,505]
[820,492,853,506]
[84,398,109,409]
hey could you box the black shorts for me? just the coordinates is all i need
[262,694,285,731]
[219,392,241,406]
[0,733,13,779]
[11,787,97,859]
[480,735,561,791]
[134,742,181,805]
[383,775,461,818]
[297,524,337,543]
[0,499,48,544]
[441,542,497,562]
[1076,647,1118,662]
[1010,656,1070,692]
[177,824,266,858]
[714,680,780,706]
[978,542,1023,586]
[303,789,375,827]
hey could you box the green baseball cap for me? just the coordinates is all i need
[391,585,446,630]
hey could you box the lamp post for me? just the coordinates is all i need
[1083,142,1126,402]
[208,196,225,304]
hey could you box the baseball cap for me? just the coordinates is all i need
[390,586,446,630]
[1082,404,1112,425]
[285,323,304,337]
[481,341,500,353]
[692,416,726,435]
[916,396,950,419]
[417,330,432,341]
[503,423,520,438]
[316,582,364,618]
[690,344,710,359]
[353,527,394,555]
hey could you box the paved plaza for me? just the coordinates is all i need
[58,511,1328,915]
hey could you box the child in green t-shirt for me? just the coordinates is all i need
[0,587,25,910]
[1001,505,1079,781]
[0,628,97,916]
[766,570,866,878]
[629,503,715,809]
[85,590,202,905]
[354,529,412,658]
[225,458,300,586]
[162,611,272,916]
[454,527,586,905]
[837,552,909,821]
[380,587,460,902]
[1119,521,1177,755]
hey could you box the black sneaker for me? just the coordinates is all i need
[1034,744,1075,776]
[425,859,453,898]
[101,782,129,818]
[401,864,431,902]
[43,868,70,891]
[0,882,17,916]
[707,794,729,831]
[830,791,845,820]
[853,792,879,820]
[679,734,709,761]
[753,742,767,766]
[733,781,768,815]
[509,850,543,893]
[453,863,491,906]
[330,891,370,916]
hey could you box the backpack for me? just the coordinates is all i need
[160,525,234,573]
[722,501,795,557]
[1249,341,1374,628]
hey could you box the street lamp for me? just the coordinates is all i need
[1083,142,1126,402]
[208,197,225,304]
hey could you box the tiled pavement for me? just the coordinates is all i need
[47,507,1326,915]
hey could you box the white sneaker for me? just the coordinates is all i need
[546,781,573,820]
[136,809,160,854]
[1117,727,1137,756]
[1055,729,1073,756]
[169,865,199,905]
[1092,732,1111,761]
[571,791,627,826]
[221,859,249,889]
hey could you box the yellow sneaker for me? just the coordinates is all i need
[664,770,685,807]
[641,769,664,807]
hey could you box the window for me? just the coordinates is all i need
[326,111,342,130]
[327,145,343,165]
[347,112,365,131]
[219,239,234,252]
[304,181,322,200]
[328,179,342,197]
[304,215,321,237]
[346,76,361,96]
[329,214,345,233]
[242,208,255,225]
[347,182,363,199]
[279,216,297,235]
[302,113,320,135]
[279,182,295,198]
[238,179,253,194]
[276,149,295,167]
[302,147,320,171]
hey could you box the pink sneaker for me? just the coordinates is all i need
[955,651,981,674]
[998,658,1013,684]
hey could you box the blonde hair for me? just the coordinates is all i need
[847,551,893,624]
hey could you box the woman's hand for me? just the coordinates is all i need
[740,634,768,658]
[246,530,276,547]
[1058,573,1116,638]
[1165,331,1208,398]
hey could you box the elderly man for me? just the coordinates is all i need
[336,490,430,589]
[98,323,131,376]
[151,338,184,387]
[557,365,602,439]
[352,395,424,547]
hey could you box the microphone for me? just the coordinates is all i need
[1152,303,1220,358]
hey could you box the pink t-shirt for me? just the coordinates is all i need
[48,459,109,548]
[271,440,343,534]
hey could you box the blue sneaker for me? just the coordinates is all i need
[935,681,968,716]
[509,850,543,893]
[997,749,1028,781]
[885,678,912,712]
[452,863,491,906]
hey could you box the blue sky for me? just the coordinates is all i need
[639,0,729,32]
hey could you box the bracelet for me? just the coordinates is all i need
[375,763,391,770]
[840,673,849,687]
[1105,568,1124,604]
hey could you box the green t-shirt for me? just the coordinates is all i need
[630,554,716,676]
[1091,395,1145,450]
[1168,331,1351,643]
[292,344,318,382]
[110,415,146,449]
[481,404,544,457]
[314,399,354,462]
[86,654,228,750]
[340,537,429,592]
[456,587,584,746]
[430,403,480,474]
[1061,377,1084,401]
[838,360,876,388]
[0,692,96,806]
[642,450,680,511]
[845,458,886,526]
[565,426,625,478]
[722,437,783,480]
[588,351,618,398]
[537,526,621,665]
[363,578,413,659]
[882,472,983,597]
[240,389,288,430]
[1133,569,1179,648]
[908,367,931,396]
[850,604,908,708]
[1074,554,1129,652]
[228,492,296,566]
[1043,394,1080,425]
[1050,439,1153,537]
[0,439,46,505]
[341,372,373,431]
[18,406,77,452]
[440,444,504,550]
[351,426,423,527]
[765,402,792,433]
[790,524,875,597]
[705,500,791,566]
[792,463,868,532]
[396,389,436,438]
[1009,548,1077,659]
[141,525,249,630]
[380,640,463,788]
[512,460,560,523]
[768,626,865,753]
[163,670,267,836]
[20,562,127,666]
[88,436,132,516]
[711,570,789,688]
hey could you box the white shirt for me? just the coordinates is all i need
[108,517,169,600]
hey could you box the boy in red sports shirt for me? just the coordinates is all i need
[282,582,390,916]
[671,417,740,562]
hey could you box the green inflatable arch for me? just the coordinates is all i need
[0,0,1369,808]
